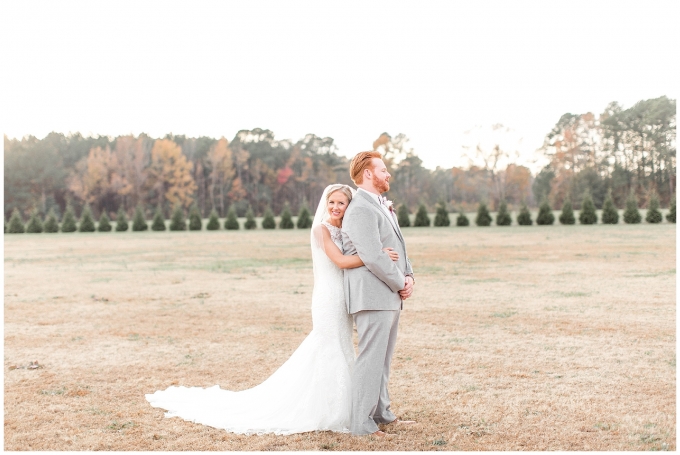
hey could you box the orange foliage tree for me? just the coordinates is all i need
[68,146,128,216]
[147,139,197,209]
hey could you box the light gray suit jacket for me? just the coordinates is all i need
[342,190,414,314]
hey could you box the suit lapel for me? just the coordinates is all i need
[357,190,404,244]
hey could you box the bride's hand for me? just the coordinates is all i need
[382,247,399,262]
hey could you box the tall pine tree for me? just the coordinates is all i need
[7,209,25,234]
[79,205,96,232]
[206,208,220,230]
[623,191,642,224]
[579,192,598,225]
[456,211,470,226]
[169,204,187,231]
[61,204,77,233]
[115,207,129,232]
[517,202,532,226]
[495,200,512,226]
[262,207,276,229]
[151,206,166,231]
[297,205,312,229]
[244,206,257,230]
[43,208,59,233]
[433,201,451,227]
[8,208,27,233]
[132,205,148,231]
[98,212,112,232]
[397,204,411,227]
[225,206,240,230]
[536,199,555,225]
[26,210,43,233]
[601,193,619,224]
[188,204,202,230]
[279,205,294,229]
[414,204,431,227]
[559,198,576,225]
[645,192,663,223]
[475,203,492,226]
[667,197,676,223]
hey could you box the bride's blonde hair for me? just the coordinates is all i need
[325,184,353,205]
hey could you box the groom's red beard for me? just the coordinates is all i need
[373,176,390,194]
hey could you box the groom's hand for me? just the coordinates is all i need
[399,276,414,300]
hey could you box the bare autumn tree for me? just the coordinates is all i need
[462,124,521,210]
[206,138,235,216]
[112,135,151,212]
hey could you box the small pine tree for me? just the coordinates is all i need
[61,205,78,233]
[297,206,312,229]
[115,207,129,232]
[169,204,187,231]
[151,206,166,231]
[26,210,43,233]
[414,204,431,227]
[475,203,492,227]
[601,193,619,224]
[623,191,642,224]
[224,206,240,230]
[456,211,470,226]
[98,212,112,232]
[244,206,257,230]
[7,209,25,233]
[559,198,575,225]
[397,204,411,228]
[667,197,676,223]
[517,202,533,226]
[279,205,294,229]
[495,200,512,226]
[433,201,451,227]
[43,208,59,233]
[536,199,555,225]
[188,204,202,230]
[645,192,663,223]
[262,207,276,229]
[78,205,96,232]
[132,205,148,231]
[8,209,25,233]
[206,209,220,230]
[579,192,598,225]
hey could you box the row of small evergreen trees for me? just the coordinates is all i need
[6,192,675,234]
[397,192,676,227]
[5,203,313,234]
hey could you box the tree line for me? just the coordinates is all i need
[6,189,674,234]
[4,97,675,224]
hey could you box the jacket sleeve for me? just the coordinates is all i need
[343,205,405,293]
[405,256,414,277]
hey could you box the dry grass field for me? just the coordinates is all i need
[4,223,676,451]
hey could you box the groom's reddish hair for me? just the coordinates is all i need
[350,151,383,184]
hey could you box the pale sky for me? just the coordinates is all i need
[2,0,678,173]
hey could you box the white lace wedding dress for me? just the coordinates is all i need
[146,189,355,435]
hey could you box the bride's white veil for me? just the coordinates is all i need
[310,184,356,278]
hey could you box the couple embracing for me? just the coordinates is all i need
[146,151,416,437]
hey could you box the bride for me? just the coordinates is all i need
[145,184,399,435]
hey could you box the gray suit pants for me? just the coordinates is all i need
[350,309,400,435]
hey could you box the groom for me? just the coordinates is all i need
[342,151,415,436]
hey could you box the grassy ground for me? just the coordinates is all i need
[4,224,676,450]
